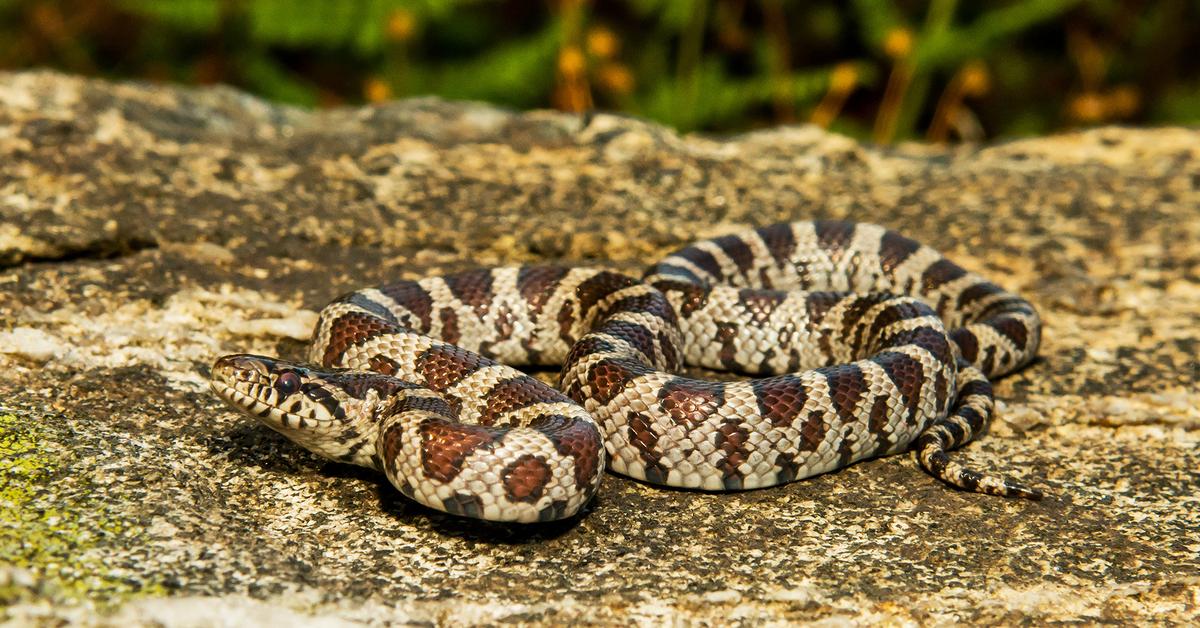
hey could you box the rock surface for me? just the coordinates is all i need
[1,71,1197,625]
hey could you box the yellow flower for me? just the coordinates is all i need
[558,46,587,79]
[386,9,416,42]
[586,26,620,59]
[829,63,858,93]
[960,61,990,97]
[1106,85,1140,117]
[597,63,635,95]
[883,28,913,59]
[364,78,392,103]
[1069,92,1105,122]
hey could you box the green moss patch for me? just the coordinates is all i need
[0,412,163,607]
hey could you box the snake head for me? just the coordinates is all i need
[210,354,415,467]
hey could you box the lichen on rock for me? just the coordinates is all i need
[0,412,163,611]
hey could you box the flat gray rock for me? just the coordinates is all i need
[1,70,1196,625]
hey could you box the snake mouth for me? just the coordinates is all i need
[210,354,340,429]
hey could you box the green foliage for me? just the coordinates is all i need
[628,0,697,31]
[1153,81,1200,124]
[238,51,321,107]
[247,0,392,53]
[116,0,219,32]
[850,0,907,52]
[2,0,1196,140]
[408,18,564,106]
[639,61,877,132]
[915,0,1085,68]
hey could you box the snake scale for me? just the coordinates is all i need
[211,220,1044,523]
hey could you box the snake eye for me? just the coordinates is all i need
[274,371,301,395]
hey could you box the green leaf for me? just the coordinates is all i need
[915,0,1084,69]
[116,0,222,33]
[409,0,497,21]
[637,60,876,132]
[849,0,906,52]
[405,19,563,106]
[626,0,696,31]
[246,0,419,54]
[1152,81,1200,124]
[238,52,319,107]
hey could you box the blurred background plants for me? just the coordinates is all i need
[1,0,1197,142]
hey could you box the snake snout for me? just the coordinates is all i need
[211,354,272,387]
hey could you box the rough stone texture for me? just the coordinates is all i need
[1,70,1197,625]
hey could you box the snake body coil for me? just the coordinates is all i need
[211,221,1043,522]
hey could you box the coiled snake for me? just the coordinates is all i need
[211,221,1043,523]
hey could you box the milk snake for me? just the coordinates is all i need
[210,220,1043,523]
